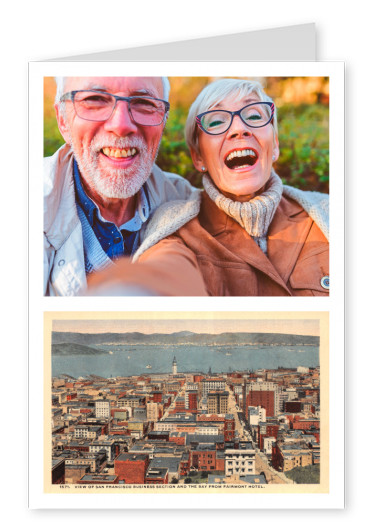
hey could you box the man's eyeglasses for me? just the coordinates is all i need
[196,102,275,135]
[60,90,170,126]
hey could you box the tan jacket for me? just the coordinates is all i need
[88,191,329,296]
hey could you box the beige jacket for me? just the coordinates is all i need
[44,144,199,296]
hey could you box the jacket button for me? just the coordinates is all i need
[58,259,65,266]
[320,276,329,289]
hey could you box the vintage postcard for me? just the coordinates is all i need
[37,311,337,509]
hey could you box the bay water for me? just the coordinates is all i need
[52,344,319,378]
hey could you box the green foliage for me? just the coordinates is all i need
[276,104,329,193]
[44,113,65,157]
[156,108,201,188]
[285,464,320,484]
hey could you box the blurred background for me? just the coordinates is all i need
[44,76,329,193]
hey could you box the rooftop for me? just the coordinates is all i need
[80,474,117,482]
[146,467,168,478]
[115,453,149,462]
[150,457,180,472]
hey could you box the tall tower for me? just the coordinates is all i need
[172,356,177,375]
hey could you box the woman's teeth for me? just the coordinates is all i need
[225,149,258,169]
[102,147,137,158]
[226,149,257,161]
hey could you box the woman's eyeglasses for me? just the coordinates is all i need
[196,102,275,135]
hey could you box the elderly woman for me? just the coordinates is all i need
[88,79,329,296]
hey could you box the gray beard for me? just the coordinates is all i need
[69,133,159,199]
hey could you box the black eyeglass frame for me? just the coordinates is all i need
[195,101,275,135]
[60,90,170,125]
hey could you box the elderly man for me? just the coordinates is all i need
[44,76,197,296]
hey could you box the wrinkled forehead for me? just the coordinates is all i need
[63,76,164,98]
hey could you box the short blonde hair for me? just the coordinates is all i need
[185,78,278,155]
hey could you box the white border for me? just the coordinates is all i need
[29,61,344,509]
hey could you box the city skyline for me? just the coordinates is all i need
[51,364,321,487]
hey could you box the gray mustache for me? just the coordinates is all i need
[90,135,147,152]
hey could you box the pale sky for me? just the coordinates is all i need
[52,318,320,336]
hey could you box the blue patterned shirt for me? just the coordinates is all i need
[73,160,150,260]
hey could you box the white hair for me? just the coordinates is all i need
[185,78,278,155]
[54,76,170,104]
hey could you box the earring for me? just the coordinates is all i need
[272,155,276,161]
[201,166,206,172]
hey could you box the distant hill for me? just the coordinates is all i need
[170,331,195,337]
[51,343,104,356]
[52,331,319,351]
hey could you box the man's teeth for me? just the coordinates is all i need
[102,147,137,158]
[226,149,256,162]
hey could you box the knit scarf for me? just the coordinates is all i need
[202,170,283,253]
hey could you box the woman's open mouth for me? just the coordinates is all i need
[224,148,258,170]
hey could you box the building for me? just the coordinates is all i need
[95,400,110,419]
[172,356,177,375]
[202,378,226,397]
[51,457,65,484]
[62,450,107,474]
[197,425,219,435]
[146,401,159,422]
[291,417,320,430]
[74,425,102,440]
[245,382,279,417]
[114,453,150,484]
[112,408,130,421]
[190,443,218,472]
[248,406,266,425]
[51,390,68,404]
[51,408,63,428]
[149,456,182,482]
[89,440,116,462]
[207,391,229,414]
[196,414,235,442]
[263,437,276,455]
[285,401,302,413]
[224,446,256,477]
[258,421,280,451]
[185,390,198,411]
[173,397,186,412]
[145,467,169,484]
[272,443,313,472]
[148,431,170,441]
[117,396,145,408]
[151,391,163,403]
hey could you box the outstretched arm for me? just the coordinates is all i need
[86,237,208,296]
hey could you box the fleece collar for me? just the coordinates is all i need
[133,181,329,261]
